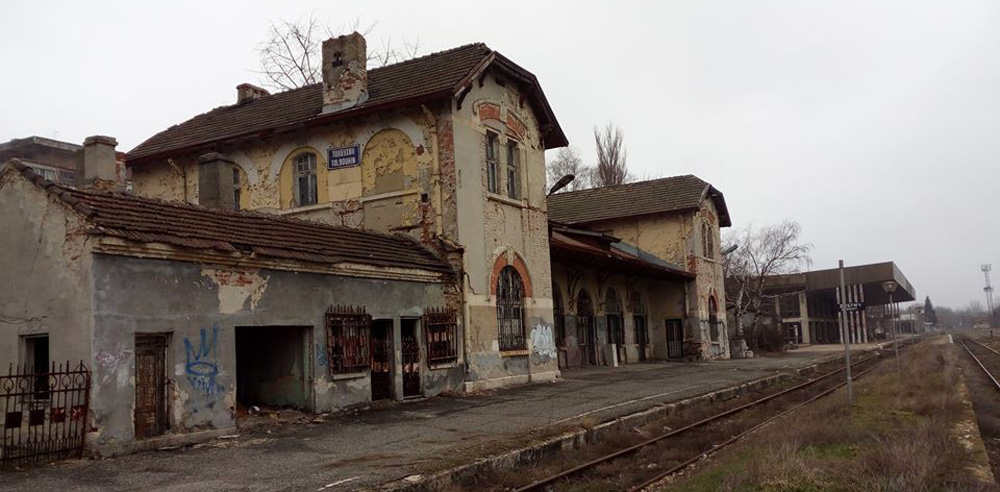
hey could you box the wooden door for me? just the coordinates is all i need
[135,334,167,439]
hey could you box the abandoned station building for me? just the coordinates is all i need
[1,32,735,455]
[547,176,732,364]
[763,261,916,344]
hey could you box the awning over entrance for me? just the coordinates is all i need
[549,225,694,282]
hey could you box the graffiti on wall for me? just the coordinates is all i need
[530,324,556,360]
[184,326,223,395]
[316,344,329,367]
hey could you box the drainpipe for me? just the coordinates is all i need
[421,105,445,237]
[168,158,188,204]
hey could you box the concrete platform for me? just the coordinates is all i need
[2,349,856,492]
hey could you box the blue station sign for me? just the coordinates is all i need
[328,145,361,170]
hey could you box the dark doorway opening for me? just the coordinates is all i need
[634,315,649,362]
[235,326,309,411]
[370,320,394,401]
[577,291,597,366]
[401,319,422,398]
[23,335,49,399]
[666,319,684,359]
[135,334,168,438]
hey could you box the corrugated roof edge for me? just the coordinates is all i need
[1,159,454,277]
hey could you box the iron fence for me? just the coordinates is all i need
[0,361,90,470]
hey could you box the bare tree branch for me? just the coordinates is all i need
[256,14,420,92]
[592,122,631,187]
[546,147,593,192]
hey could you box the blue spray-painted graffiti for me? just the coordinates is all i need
[184,326,224,395]
[316,344,329,367]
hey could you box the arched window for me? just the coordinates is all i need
[709,296,720,342]
[294,153,318,206]
[497,266,526,351]
[605,288,624,347]
[702,222,715,259]
[553,282,565,348]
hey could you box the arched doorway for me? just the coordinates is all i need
[709,296,720,348]
[553,282,567,368]
[577,290,597,366]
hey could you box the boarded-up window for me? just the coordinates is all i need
[424,307,458,364]
[326,305,371,373]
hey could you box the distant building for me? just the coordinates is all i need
[762,262,916,344]
[0,135,128,189]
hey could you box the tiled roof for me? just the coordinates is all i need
[546,175,732,227]
[4,160,452,277]
[128,43,566,161]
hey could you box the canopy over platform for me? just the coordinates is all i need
[766,261,915,305]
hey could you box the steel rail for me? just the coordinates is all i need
[960,337,1000,393]
[626,361,885,492]
[513,352,884,492]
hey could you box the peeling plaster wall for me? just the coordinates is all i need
[0,171,95,374]
[129,107,445,240]
[451,72,557,388]
[89,254,456,448]
[584,205,730,360]
[549,261,686,367]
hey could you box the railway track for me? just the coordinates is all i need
[959,336,1000,392]
[514,339,918,492]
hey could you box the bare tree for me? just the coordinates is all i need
[723,221,812,355]
[546,147,593,192]
[592,122,631,187]
[257,15,420,92]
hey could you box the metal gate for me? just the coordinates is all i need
[0,361,90,470]
[666,319,684,359]
[401,323,421,398]
[370,321,394,401]
[135,335,167,439]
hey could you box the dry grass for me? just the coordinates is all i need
[670,343,997,492]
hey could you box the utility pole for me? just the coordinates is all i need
[839,260,853,406]
[984,264,995,328]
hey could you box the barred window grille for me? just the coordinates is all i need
[497,266,526,351]
[326,305,371,373]
[424,307,458,363]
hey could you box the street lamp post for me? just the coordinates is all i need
[882,280,900,370]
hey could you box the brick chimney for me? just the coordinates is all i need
[321,32,368,114]
[198,152,236,210]
[78,135,122,191]
[237,83,270,104]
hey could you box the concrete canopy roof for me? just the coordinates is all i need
[765,261,915,305]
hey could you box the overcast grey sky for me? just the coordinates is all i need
[2,1,997,309]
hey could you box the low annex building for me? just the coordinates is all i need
[1,158,457,454]
[547,175,733,361]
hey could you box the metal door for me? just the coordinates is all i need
[401,323,421,398]
[370,322,393,401]
[666,319,684,359]
[135,334,167,439]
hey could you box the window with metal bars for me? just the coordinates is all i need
[496,266,526,351]
[325,305,371,373]
[424,307,458,364]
